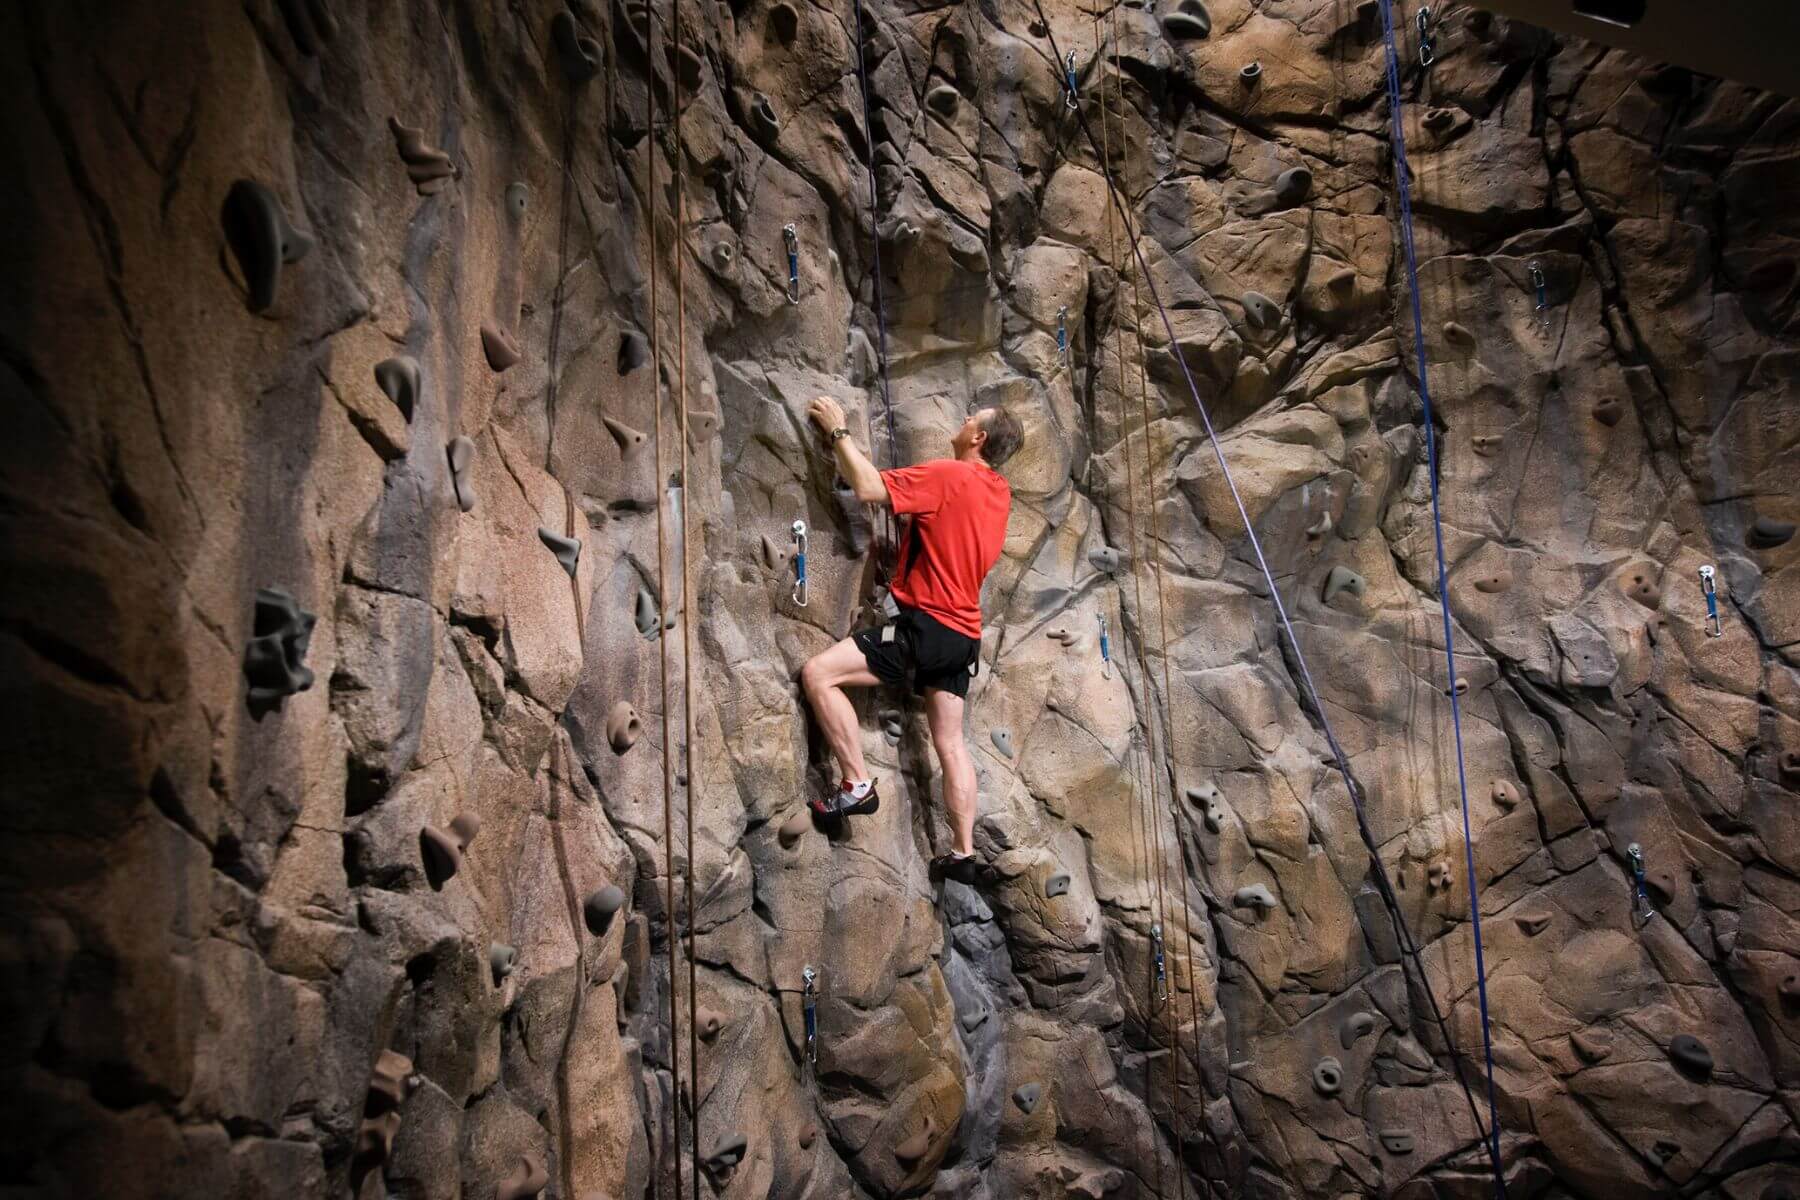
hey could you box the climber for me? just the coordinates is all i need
[798,395,1023,880]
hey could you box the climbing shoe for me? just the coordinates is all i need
[810,779,880,818]
[929,852,986,885]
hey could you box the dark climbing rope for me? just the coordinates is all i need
[1376,0,1506,1192]
[1021,0,1502,1185]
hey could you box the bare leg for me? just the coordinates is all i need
[800,637,881,784]
[924,688,976,856]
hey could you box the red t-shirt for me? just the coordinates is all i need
[882,458,1012,638]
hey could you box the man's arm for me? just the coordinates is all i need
[808,395,889,506]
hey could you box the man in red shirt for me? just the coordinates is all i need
[799,395,1022,879]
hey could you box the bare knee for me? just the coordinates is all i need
[800,655,832,701]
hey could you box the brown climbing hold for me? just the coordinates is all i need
[1274,167,1313,206]
[769,2,799,43]
[551,9,601,83]
[1423,107,1457,132]
[354,1049,415,1184]
[497,1154,549,1200]
[1242,291,1281,331]
[778,808,811,849]
[1515,912,1551,937]
[1322,565,1366,608]
[798,1124,817,1149]
[420,812,481,890]
[221,179,313,314]
[447,436,477,513]
[894,1117,934,1166]
[925,84,961,117]
[1593,396,1625,427]
[606,702,641,755]
[618,329,649,374]
[1443,320,1476,348]
[1620,566,1663,609]
[1325,267,1357,293]
[603,415,648,457]
[374,356,420,422]
[1491,779,1520,810]
[388,117,458,195]
[1163,0,1211,40]
[368,1049,415,1109]
[750,92,781,137]
[481,324,522,372]
[1340,1011,1375,1049]
[1571,1028,1612,1063]
[584,886,625,935]
[687,409,720,445]
[1471,434,1502,458]
[1748,516,1796,549]
[1668,1033,1713,1080]
[1306,510,1334,539]
[1426,862,1453,893]
[1471,566,1512,593]
[1240,61,1262,83]
[669,41,704,91]
[1046,625,1076,647]
[696,1007,725,1042]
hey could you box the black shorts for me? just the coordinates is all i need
[852,607,981,698]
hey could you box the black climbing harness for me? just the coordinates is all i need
[783,223,801,303]
[1698,565,1721,638]
[802,966,819,1071]
[792,520,809,608]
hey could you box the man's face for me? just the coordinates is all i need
[953,408,988,456]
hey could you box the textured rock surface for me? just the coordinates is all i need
[2,1,1798,1198]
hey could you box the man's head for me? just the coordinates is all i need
[953,406,1025,469]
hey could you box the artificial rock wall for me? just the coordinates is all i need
[2,0,1797,1198]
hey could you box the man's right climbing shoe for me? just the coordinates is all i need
[929,852,985,885]
[810,780,880,818]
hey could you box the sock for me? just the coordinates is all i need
[840,779,873,798]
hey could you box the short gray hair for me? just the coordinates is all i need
[979,406,1024,467]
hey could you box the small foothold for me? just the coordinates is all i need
[1423,107,1457,131]
[1668,1033,1713,1080]
[1514,911,1551,937]
[959,1007,990,1033]
[481,324,522,372]
[388,117,458,194]
[925,84,961,116]
[1321,565,1367,607]
[490,943,518,983]
[759,534,787,571]
[605,702,642,755]
[990,729,1015,759]
[603,416,648,457]
[750,92,780,136]
[1045,872,1071,899]
[618,329,649,374]
[1242,291,1281,330]
[1470,434,1502,458]
[1312,1056,1344,1096]
[1162,0,1212,40]
[1443,320,1476,348]
[1379,1129,1415,1155]
[705,1133,749,1176]
[1748,517,1796,549]
[243,587,317,714]
[505,182,530,223]
[769,2,799,42]
[696,1007,725,1042]
[551,9,601,83]
[222,179,313,313]
[373,356,420,422]
[1185,782,1226,833]
[419,812,480,891]
[497,1154,550,1200]
[447,436,477,513]
[1491,779,1521,810]
[1593,396,1625,427]
[354,1050,414,1180]
[1274,167,1313,206]
[635,589,661,639]
[584,886,626,936]
[1470,567,1512,593]
[1340,1011,1375,1050]
[1570,1028,1612,1063]
[1306,510,1334,539]
[367,1049,416,1109]
[1326,267,1357,293]
[1046,625,1076,647]
[893,1119,933,1165]
[1012,1083,1042,1114]
[798,1124,817,1149]
[710,241,735,268]
[1426,862,1452,893]
[1089,546,1124,573]
[778,808,811,849]
[1233,884,1276,913]
[1621,567,1663,609]
[538,527,580,577]
[1240,61,1262,82]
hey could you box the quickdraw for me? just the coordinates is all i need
[1063,51,1079,111]
[1151,922,1167,1005]
[1698,564,1721,638]
[802,965,819,1070]
[1416,5,1437,68]
[783,223,801,304]
[792,520,809,607]
[1529,261,1550,329]
[1056,305,1069,362]
[1097,612,1112,680]
[1626,843,1653,924]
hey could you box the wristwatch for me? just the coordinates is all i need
[829,427,851,442]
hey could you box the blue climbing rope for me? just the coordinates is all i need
[1377,0,1506,1192]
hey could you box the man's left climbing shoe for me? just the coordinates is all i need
[929,852,985,884]
[810,779,880,818]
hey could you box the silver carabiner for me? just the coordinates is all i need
[1151,922,1167,1004]
[1529,261,1550,329]
[782,223,801,304]
[802,965,819,1068]
[1064,51,1079,111]
[1416,6,1436,67]
[791,519,809,607]
[1096,612,1112,680]
[1698,564,1721,638]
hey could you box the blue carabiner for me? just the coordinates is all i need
[1698,565,1721,637]
[1529,261,1550,327]
[1151,922,1167,1003]
[783,223,800,304]
[1063,51,1079,111]
[1097,612,1112,680]
[802,966,819,1067]
[792,520,808,607]
[1056,306,1069,359]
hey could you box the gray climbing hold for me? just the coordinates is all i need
[1312,1056,1344,1096]
[537,527,580,577]
[1012,1082,1042,1114]
[1089,546,1124,573]
[420,812,481,891]
[1621,566,1662,609]
[925,84,961,117]
[991,728,1015,759]
[882,712,904,745]
[1321,565,1366,607]
[1668,1033,1713,1080]
[388,117,457,195]
[1185,782,1226,834]
[798,1124,817,1149]
[482,324,522,372]
[1749,516,1796,549]
[1242,291,1281,330]
[1444,320,1477,348]
[1340,1011,1375,1049]
[1045,873,1071,899]
[635,589,660,639]
[1427,862,1453,893]
[244,587,317,713]
[769,1,799,42]
[496,1155,549,1200]
[276,0,338,55]
[1471,434,1502,458]
[1306,510,1334,539]
[606,702,641,755]
[705,1133,748,1176]
[373,356,419,422]
[551,9,601,83]
[1423,106,1457,132]
[759,534,789,572]
[489,943,517,983]
[1240,61,1262,82]
[447,436,477,512]
[778,808,811,849]
[222,180,313,313]
[696,1007,725,1042]
[1515,912,1551,937]
[604,415,648,457]
[583,885,625,935]
[505,182,530,224]
[618,329,649,374]
[1233,884,1276,913]
[1379,1129,1415,1154]
[750,92,780,136]
[1593,396,1625,427]
[1163,0,1211,40]
[1274,167,1313,206]
[1491,779,1520,810]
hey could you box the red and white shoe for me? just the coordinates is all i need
[809,779,880,818]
